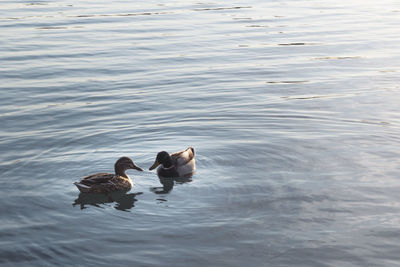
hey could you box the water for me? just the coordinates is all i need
[1,0,400,266]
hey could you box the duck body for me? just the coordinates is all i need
[149,147,195,178]
[74,173,133,194]
[74,157,143,194]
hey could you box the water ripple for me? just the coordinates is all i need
[1,0,400,266]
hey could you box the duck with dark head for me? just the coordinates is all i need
[74,157,143,194]
[149,147,195,178]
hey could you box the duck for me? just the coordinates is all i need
[74,157,143,194]
[149,147,195,177]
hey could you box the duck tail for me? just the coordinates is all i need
[189,147,195,156]
[73,182,92,193]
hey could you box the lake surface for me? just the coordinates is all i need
[1,0,400,266]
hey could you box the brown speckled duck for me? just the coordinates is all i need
[149,147,195,177]
[74,157,143,193]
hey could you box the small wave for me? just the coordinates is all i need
[193,6,252,11]
[36,26,68,30]
[266,80,308,84]
[281,94,350,100]
[313,56,361,60]
[278,42,319,46]
[71,11,172,18]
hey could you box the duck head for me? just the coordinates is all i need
[149,151,173,170]
[115,157,143,177]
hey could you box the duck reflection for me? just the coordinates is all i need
[73,191,142,211]
[150,175,192,194]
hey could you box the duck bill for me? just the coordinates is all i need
[149,160,160,171]
[130,163,143,172]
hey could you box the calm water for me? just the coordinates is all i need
[1,0,400,266]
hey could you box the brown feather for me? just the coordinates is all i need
[171,147,195,165]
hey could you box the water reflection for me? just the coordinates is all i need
[150,175,193,194]
[73,191,142,211]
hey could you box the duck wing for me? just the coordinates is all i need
[171,147,196,176]
[80,173,115,185]
[171,147,195,166]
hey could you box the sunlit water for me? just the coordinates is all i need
[1,0,400,266]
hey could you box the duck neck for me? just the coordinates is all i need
[115,165,128,178]
[162,157,174,168]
